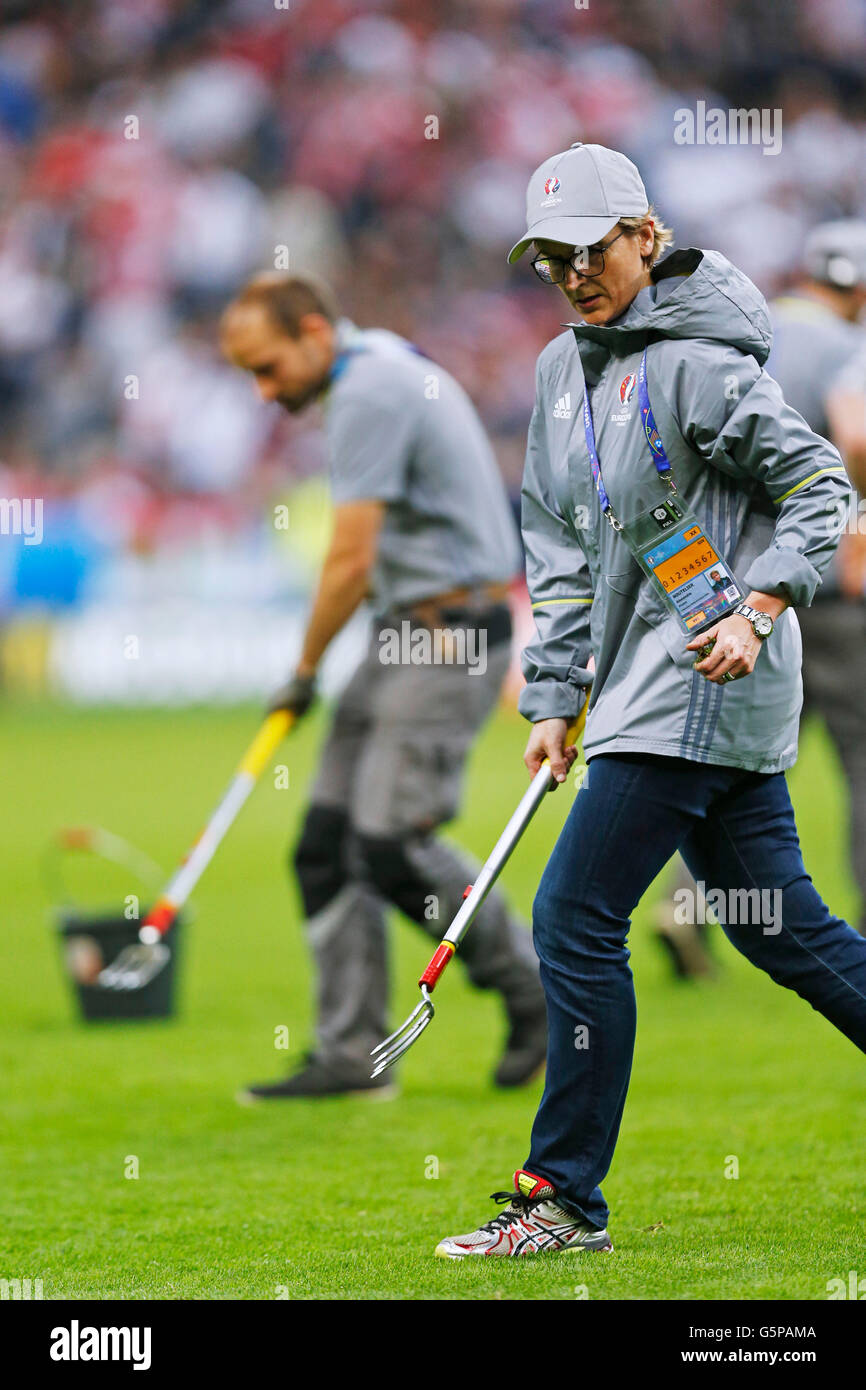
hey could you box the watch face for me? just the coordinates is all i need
[754,613,773,637]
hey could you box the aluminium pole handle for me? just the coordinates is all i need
[418,697,590,989]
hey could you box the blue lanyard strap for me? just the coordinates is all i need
[582,347,674,531]
[328,345,364,385]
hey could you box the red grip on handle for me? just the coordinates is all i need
[59,826,93,851]
[419,942,455,991]
[141,898,176,937]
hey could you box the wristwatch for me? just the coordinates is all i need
[735,603,774,640]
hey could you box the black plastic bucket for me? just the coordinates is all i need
[48,827,183,1023]
[57,908,182,1021]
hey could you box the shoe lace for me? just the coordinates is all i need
[479,1191,541,1234]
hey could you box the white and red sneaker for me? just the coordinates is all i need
[435,1169,613,1259]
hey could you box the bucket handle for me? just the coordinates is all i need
[44,826,166,913]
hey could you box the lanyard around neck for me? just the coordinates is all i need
[329,344,365,385]
[582,347,675,532]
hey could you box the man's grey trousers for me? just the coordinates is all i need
[292,612,542,1076]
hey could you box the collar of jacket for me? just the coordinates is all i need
[316,318,364,405]
[560,247,773,380]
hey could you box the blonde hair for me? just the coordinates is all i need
[619,206,674,267]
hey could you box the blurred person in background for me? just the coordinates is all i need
[221,272,548,1100]
[656,220,866,976]
[7,1,866,520]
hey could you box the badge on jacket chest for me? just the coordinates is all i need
[609,372,637,426]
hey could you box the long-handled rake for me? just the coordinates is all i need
[98,709,294,991]
[370,703,589,1076]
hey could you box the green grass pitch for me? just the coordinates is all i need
[1,700,863,1300]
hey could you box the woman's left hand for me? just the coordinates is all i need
[686,613,762,684]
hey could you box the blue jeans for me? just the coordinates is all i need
[527,753,866,1230]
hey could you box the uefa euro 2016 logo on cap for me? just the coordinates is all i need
[544,176,561,195]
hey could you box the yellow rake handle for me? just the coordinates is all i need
[238,709,294,778]
[559,698,589,755]
[139,709,296,938]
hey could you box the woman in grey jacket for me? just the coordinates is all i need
[435,143,866,1261]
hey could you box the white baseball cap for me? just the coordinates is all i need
[508,141,649,264]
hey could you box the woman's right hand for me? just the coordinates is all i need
[524,717,579,785]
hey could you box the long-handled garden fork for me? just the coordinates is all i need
[98,709,295,991]
[370,702,589,1076]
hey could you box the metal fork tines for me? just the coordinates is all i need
[98,942,171,992]
[370,987,434,1076]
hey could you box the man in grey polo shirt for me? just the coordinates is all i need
[220,273,546,1098]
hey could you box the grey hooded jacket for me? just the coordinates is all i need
[518,248,852,774]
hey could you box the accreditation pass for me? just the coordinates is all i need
[639,521,743,634]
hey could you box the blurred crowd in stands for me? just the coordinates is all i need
[2,0,866,612]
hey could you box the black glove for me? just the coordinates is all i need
[267,669,317,718]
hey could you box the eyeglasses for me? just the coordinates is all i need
[531,229,631,284]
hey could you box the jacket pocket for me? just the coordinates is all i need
[604,557,644,597]
[634,583,696,693]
